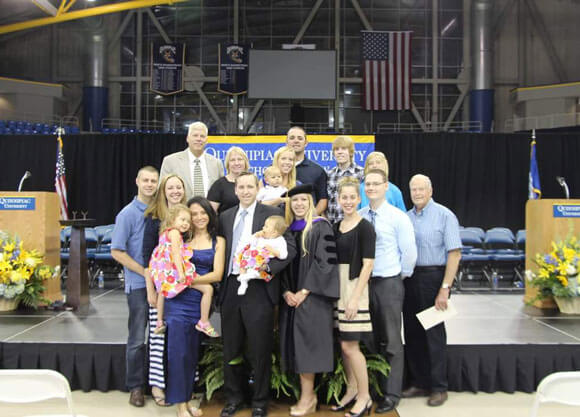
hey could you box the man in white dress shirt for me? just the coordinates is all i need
[359,168,417,413]
[160,121,224,199]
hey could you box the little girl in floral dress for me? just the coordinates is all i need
[149,204,218,337]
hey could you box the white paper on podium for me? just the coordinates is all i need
[416,300,458,330]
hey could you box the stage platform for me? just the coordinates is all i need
[1,284,579,395]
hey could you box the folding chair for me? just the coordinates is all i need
[485,229,521,289]
[0,369,87,416]
[464,226,485,241]
[530,371,580,417]
[487,226,515,241]
[458,229,491,289]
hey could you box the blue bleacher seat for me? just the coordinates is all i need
[92,228,118,287]
[460,229,484,248]
[464,227,485,241]
[487,227,515,240]
[94,224,114,242]
[516,230,526,250]
[85,228,99,252]
[484,229,515,250]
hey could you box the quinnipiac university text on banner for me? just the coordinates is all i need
[206,135,375,178]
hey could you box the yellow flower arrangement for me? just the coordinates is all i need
[527,235,580,300]
[0,230,56,308]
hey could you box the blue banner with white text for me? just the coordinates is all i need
[206,135,375,178]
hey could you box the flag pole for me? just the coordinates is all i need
[55,126,69,220]
[529,128,541,199]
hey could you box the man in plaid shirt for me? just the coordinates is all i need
[326,135,365,224]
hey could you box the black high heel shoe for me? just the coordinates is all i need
[331,396,357,412]
[345,399,373,417]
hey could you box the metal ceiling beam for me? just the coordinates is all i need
[145,8,171,43]
[108,10,135,48]
[350,0,372,31]
[493,0,516,38]
[62,0,77,14]
[443,88,469,131]
[0,0,186,35]
[523,0,568,82]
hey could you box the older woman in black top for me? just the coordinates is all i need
[332,177,375,417]
[207,146,249,214]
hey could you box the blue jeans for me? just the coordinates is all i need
[126,288,148,390]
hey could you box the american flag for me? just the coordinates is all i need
[361,30,412,111]
[55,135,69,220]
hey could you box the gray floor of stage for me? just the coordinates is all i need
[1,284,580,344]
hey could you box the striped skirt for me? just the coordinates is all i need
[334,264,372,340]
[148,307,165,389]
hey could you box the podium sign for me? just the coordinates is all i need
[0,192,62,303]
[0,196,35,210]
[525,199,580,307]
[552,204,580,218]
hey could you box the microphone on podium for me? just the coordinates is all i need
[17,171,31,192]
[556,176,570,199]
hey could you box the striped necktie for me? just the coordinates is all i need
[369,209,376,227]
[228,209,248,275]
[193,158,204,196]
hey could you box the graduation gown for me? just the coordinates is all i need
[279,219,340,374]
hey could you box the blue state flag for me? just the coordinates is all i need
[528,133,541,199]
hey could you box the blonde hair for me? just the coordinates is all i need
[188,121,208,136]
[285,192,316,256]
[364,151,389,179]
[160,204,193,242]
[337,176,360,196]
[264,165,282,178]
[144,174,187,220]
[332,136,355,162]
[225,146,250,174]
[266,215,288,235]
[273,146,297,189]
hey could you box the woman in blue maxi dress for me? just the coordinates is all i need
[165,196,225,417]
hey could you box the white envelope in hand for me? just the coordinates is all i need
[416,300,458,330]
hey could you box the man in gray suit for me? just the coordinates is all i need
[160,121,224,199]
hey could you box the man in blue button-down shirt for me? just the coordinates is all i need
[403,174,461,407]
[111,166,159,407]
[360,169,417,413]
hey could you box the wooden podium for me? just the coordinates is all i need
[0,192,62,303]
[525,199,580,307]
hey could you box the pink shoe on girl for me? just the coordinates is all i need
[195,320,219,338]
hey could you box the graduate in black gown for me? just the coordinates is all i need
[279,184,340,416]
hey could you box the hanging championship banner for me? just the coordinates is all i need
[218,44,249,95]
[150,43,185,95]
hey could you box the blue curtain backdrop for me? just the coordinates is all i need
[1,132,579,230]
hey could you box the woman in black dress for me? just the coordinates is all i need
[332,177,375,417]
[207,146,249,214]
[279,184,339,416]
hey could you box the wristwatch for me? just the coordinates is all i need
[441,283,450,289]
